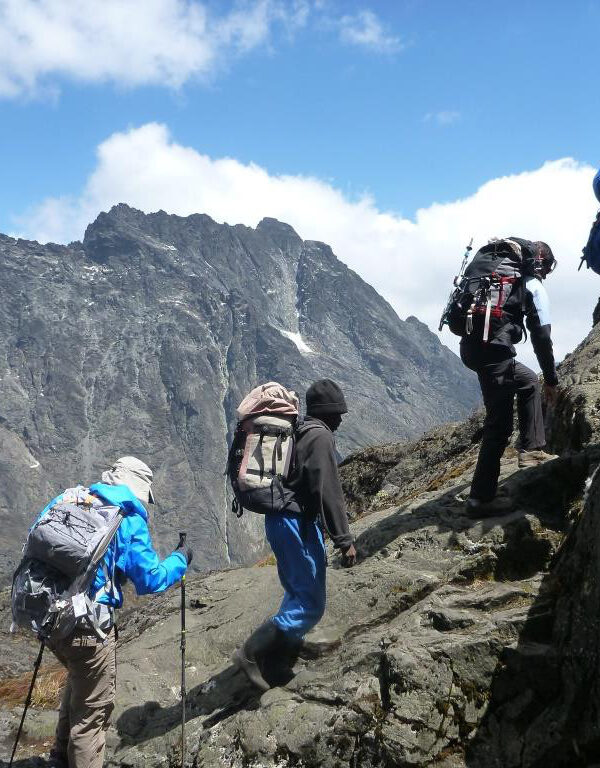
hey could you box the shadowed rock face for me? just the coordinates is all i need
[549,318,600,453]
[0,205,478,582]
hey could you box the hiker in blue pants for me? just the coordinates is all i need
[233,379,356,690]
[265,513,327,639]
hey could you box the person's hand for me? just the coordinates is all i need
[175,540,193,565]
[544,383,559,406]
[341,543,357,568]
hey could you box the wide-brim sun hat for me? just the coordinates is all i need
[102,456,155,504]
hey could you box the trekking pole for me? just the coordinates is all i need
[439,237,473,331]
[9,641,45,767]
[179,532,187,768]
[454,237,474,287]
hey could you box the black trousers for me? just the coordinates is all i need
[461,342,546,502]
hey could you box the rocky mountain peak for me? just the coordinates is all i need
[0,207,478,583]
[255,217,303,249]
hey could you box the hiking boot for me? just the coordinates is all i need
[48,749,68,768]
[465,496,513,519]
[262,633,302,688]
[518,449,559,468]
[232,621,281,692]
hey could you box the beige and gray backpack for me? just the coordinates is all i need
[227,382,300,516]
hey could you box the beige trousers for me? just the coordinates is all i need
[51,626,116,768]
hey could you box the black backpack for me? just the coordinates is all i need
[579,212,600,275]
[440,238,535,342]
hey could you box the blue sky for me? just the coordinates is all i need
[2,0,598,227]
[0,0,599,364]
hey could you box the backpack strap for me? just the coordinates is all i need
[83,593,108,641]
[482,294,493,342]
[78,506,125,640]
[226,424,246,518]
[232,496,243,518]
[520,277,528,342]
[271,476,286,511]
[92,557,117,613]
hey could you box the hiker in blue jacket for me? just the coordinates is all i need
[47,456,192,768]
[233,380,356,692]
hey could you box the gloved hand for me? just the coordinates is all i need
[175,540,193,565]
[543,383,559,406]
[341,543,357,568]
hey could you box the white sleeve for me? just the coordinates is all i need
[525,277,551,326]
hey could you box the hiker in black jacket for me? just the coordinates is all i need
[232,379,356,691]
[461,241,559,516]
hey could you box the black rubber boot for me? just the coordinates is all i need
[48,749,69,768]
[262,633,303,688]
[232,621,281,692]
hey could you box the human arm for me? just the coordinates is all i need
[544,382,559,406]
[301,429,354,552]
[525,278,559,386]
[116,516,187,595]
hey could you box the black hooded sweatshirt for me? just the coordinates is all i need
[285,416,353,551]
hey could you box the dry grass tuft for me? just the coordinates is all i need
[255,553,277,568]
[0,662,67,709]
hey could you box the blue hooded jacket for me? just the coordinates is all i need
[37,482,186,608]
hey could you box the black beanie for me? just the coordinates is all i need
[306,379,348,416]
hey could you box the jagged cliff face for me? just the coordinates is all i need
[0,205,477,581]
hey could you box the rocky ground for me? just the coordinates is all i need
[3,317,600,767]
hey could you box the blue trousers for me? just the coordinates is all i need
[265,514,327,640]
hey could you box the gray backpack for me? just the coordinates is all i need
[11,486,125,644]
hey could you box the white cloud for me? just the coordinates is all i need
[424,110,461,125]
[0,0,308,98]
[13,123,600,371]
[338,9,402,53]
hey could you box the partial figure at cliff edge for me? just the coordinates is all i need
[580,167,600,324]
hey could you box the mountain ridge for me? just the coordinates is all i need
[0,204,478,582]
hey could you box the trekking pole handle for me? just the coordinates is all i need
[453,237,474,286]
[178,531,187,549]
